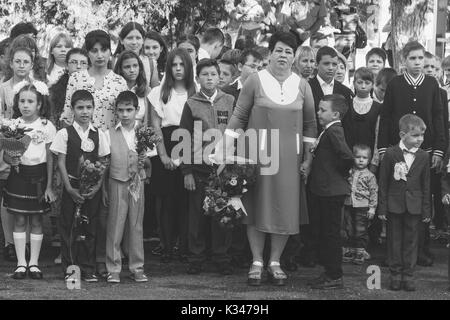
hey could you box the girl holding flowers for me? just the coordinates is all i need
[4,80,57,280]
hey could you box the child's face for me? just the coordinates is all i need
[11,51,33,78]
[317,100,339,127]
[354,76,373,98]
[404,49,424,77]
[239,54,262,83]
[52,40,71,65]
[122,29,143,56]
[197,66,220,92]
[400,126,425,150]
[354,149,370,170]
[116,101,138,126]
[121,57,139,83]
[297,54,315,79]
[172,55,186,82]
[423,57,436,77]
[67,53,89,74]
[72,99,94,125]
[334,61,346,83]
[144,39,161,61]
[366,54,384,76]
[311,38,328,51]
[444,67,450,82]
[373,82,387,101]
[317,54,338,83]
[218,63,234,88]
[18,90,40,119]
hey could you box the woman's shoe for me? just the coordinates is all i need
[247,261,263,286]
[267,262,287,286]
[12,266,27,279]
[28,265,43,280]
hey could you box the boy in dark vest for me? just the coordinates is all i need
[50,90,110,282]
[105,91,150,283]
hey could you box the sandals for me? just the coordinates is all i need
[267,262,287,286]
[28,265,43,280]
[12,265,27,280]
[247,261,264,286]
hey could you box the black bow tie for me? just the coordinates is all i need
[403,148,416,155]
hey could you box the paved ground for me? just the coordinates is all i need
[1,239,450,300]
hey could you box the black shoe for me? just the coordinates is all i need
[309,275,343,289]
[151,244,163,256]
[218,263,233,275]
[300,260,316,268]
[82,273,99,283]
[283,258,298,272]
[389,279,402,291]
[12,265,27,279]
[402,280,416,292]
[417,256,433,267]
[307,273,327,286]
[3,244,16,262]
[28,265,43,280]
[161,253,172,263]
[96,263,108,279]
[187,263,202,275]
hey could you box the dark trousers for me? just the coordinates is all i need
[387,212,420,281]
[229,223,251,263]
[281,234,301,263]
[343,206,369,249]
[310,193,345,279]
[187,172,231,264]
[59,183,101,275]
[157,190,188,255]
[143,185,158,239]
[299,187,318,263]
[95,203,107,265]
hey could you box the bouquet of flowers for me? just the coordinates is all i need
[128,125,162,202]
[203,157,256,229]
[0,120,32,173]
[74,158,107,241]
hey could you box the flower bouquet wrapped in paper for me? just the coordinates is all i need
[74,158,107,241]
[128,125,161,202]
[0,120,32,173]
[203,156,256,229]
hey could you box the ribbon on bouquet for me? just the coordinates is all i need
[228,196,248,216]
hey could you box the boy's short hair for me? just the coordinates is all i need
[375,67,397,86]
[353,144,372,158]
[218,59,239,77]
[115,90,139,109]
[201,28,224,46]
[354,67,374,83]
[365,47,387,64]
[71,90,94,108]
[255,46,270,60]
[322,94,348,119]
[10,22,37,39]
[240,48,262,65]
[234,35,256,51]
[221,49,242,66]
[316,46,337,64]
[196,58,220,77]
[399,114,426,133]
[402,41,425,60]
[442,55,450,69]
[424,51,435,60]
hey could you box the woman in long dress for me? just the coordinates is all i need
[215,31,317,286]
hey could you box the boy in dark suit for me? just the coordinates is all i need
[378,114,431,292]
[309,46,353,133]
[307,94,353,289]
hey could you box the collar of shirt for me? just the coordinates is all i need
[404,71,425,87]
[230,77,243,90]
[317,74,334,91]
[373,94,383,104]
[325,119,341,130]
[73,121,96,133]
[115,120,138,131]
[201,90,218,104]
[399,140,418,154]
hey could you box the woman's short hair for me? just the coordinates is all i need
[354,67,374,83]
[84,30,111,52]
[268,31,297,53]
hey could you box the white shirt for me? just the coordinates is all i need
[47,64,65,88]
[353,96,373,115]
[50,121,110,157]
[317,74,334,95]
[105,121,156,157]
[16,117,57,166]
[200,90,218,105]
[198,47,210,61]
[399,140,418,169]
[148,86,188,127]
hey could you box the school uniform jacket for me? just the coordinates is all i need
[378,144,431,218]
[309,76,354,131]
[377,74,446,158]
[309,121,353,197]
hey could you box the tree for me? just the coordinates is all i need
[390,0,432,70]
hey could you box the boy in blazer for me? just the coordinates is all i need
[308,94,353,290]
[378,114,431,292]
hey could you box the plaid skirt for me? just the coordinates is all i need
[4,163,50,215]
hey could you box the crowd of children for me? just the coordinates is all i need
[0,20,449,293]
